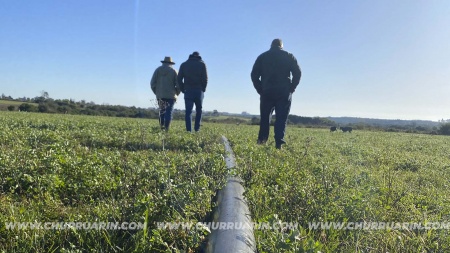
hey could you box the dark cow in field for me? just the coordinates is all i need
[340,126,353,133]
[330,126,337,132]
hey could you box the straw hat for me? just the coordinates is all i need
[161,56,175,64]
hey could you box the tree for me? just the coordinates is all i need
[41,90,49,99]
[251,116,260,125]
[7,105,15,111]
[439,123,450,135]
[38,104,49,113]
[19,103,38,112]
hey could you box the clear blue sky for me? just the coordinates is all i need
[1,1,449,120]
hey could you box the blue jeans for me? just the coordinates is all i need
[258,91,292,146]
[158,98,175,130]
[184,89,204,132]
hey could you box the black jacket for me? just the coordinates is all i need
[178,55,208,92]
[251,46,301,96]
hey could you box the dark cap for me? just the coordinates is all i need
[189,51,202,59]
[190,51,201,57]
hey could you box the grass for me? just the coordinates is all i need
[227,126,450,252]
[203,115,252,123]
[0,99,36,105]
[1,111,449,252]
[0,112,227,252]
[0,99,37,110]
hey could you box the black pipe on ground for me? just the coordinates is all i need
[205,136,256,253]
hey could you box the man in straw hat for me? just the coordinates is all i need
[151,56,181,131]
[251,39,302,149]
[178,51,208,132]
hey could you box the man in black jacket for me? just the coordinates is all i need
[251,39,302,149]
[178,51,208,132]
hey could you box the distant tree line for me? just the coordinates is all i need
[202,117,249,125]
[242,115,336,127]
[287,115,335,126]
[439,123,450,135]
[346,122,443,135]
[2,92,450,135]
[1,93,185,120]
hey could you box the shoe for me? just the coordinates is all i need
[257,139,267,145]
[276,139,286,149]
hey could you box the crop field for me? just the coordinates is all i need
[203,115,251,121]
[0,100,37,106]
[1,111,450,252]
[0,100,27,105]
[0,100,37,111]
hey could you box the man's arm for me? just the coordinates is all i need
[202,63,208,92]
[251,57,263,94]
[177,64,185,93]
[150,69,158,94]
[290,55,301,93]
[173,70,181,95]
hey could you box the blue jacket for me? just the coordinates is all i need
[251,46,301,96]
[178,55,208,92]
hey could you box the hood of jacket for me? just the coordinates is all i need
[159,63,175,75]
[188,55,203,61]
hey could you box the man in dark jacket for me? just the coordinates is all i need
[251,39,301,149]
[178,51,208,132]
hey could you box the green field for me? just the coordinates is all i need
[203,114,252,123]
[0,100,34,105]
[0,99,37,110]
[1,111,449,252]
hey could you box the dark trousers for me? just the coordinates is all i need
[258,91,292,145]
[158,98,175,130]
[184,88,204,132]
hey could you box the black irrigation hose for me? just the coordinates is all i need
[205,136,256,253]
